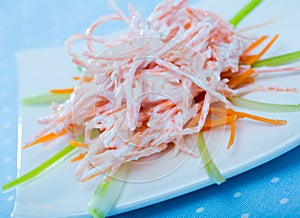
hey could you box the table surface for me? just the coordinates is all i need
[0,0,299,217]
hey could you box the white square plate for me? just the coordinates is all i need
[13,0,300,217]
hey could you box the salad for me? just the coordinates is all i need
[3,0,300,217]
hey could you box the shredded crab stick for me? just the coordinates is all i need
[3,0,300,217]
[9,0,300,185]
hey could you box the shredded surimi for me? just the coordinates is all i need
[25,0,299,181]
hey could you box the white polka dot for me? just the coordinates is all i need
[196,207,204,213]
[233,192,242,198]
[5,175,13,181]
[241,213,250,218]
[4,156,12,163]
[4,139,11,145]
[7,195,14,202]
[271,177,279,183]
[2,122,11,129]
[279,198,289,204]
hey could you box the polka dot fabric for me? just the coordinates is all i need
[0,0,299,217]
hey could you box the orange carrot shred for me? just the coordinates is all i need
[228,109,287,125]
[71,153,86,163]
[234,76,255,87]
[69,140,89,148]
[50,88,74,94]
[203,115,236,129]
[209,107,227,115]
[246,34,279,65]
[228,121,236,149]
[82,172,102,182]
[23,129,67,149]
[242,35,268,55]
[83,76,93,83]
[239,55,257,65]
[228,68,255,88]
[72,76,80,81]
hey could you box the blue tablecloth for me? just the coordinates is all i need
[0,1,299,217]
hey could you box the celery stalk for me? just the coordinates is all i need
[22,93,70,106]
[197,132,225,185]
[229,0,263,27]
[252,50,300,67]
[228,96,300,112]
[88,164,130,218]
[1,137,83,192]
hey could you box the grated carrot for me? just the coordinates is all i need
[23,129,67,149]
[83,171,103,182]
[227,121,236,149]
[69,140,89,148]
[71,153,86,163]
[209,106,227,115]
[228,68,255,88]
[246,34,279,65]
[50,88,74,94]
[203,115,236,129]
[242,35,268,55]
[228,109,287,125]
[73,76,80,81]
[83,77,93,83]
[234,76,255,87]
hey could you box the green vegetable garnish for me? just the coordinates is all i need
[21,93,70,106]
[197,132,225,185]
[228,96,300,112]
[1,137,83,192]
[229,0,263,27]
[252,50,300,67]
[88,164,131,218]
